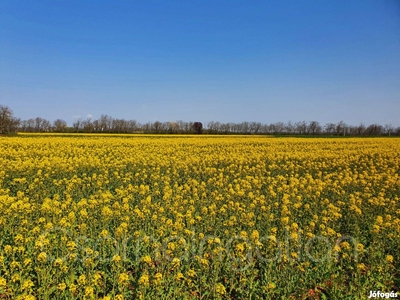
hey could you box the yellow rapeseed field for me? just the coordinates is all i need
[0,135,399,299]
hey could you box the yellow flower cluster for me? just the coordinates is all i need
[0,135,398,299]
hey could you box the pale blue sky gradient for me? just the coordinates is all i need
[1,0,400,126]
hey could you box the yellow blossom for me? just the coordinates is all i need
[386,255,394,264]
[215,283,226,295]
[118,273,130,286]
[138,274,150,287]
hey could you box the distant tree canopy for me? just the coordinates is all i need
[192,122,203,134]
[2,104,400,136]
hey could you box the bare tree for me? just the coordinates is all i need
[152,121,162,133]
[176,120,187,134]
[127,120,139,132]
[355,123,366,136]
[308,121,321,135]
[167,122,179,134]
[34,117,42,132]
[92,119,101,132]
[219,123,230,134]
[82,119,94,133]
[240,122,249,134]
[99,115,112,132]
[365,123,383,136]
[31,117,51,132]
[42,119,51,132]
[206,121,220,134]
[0,105,20,134]
[53,119,67,132]
[111,118,127,133]
[324,123,335,135]
[274,122,286,134]
[285,121,295,134]
[295,121,307,135]
[384,124,394,136]
[21,119,35,132]
[335,121,347,136]
[73,118,82,132]
[141,122,152,133]
[249,122,261,134]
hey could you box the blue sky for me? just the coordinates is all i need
[1,0,399,126]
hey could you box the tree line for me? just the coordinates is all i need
[1,104,399,136]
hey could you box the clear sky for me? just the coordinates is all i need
[1,0,399,126]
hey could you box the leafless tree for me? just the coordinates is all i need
[73,118,82,132]
[206,121,220,134]
[82,119,94,133]
[384,124,394,136]
[335,121,347,136]
[295,121,307,135]
[141,122,152,133]
[53,119,67,132]
[285,121,295,134]
[127,120,139,132]
[98,115,112,132]
[0,105,20,134]
[152,121,162,133]
[249,122,261,134]
[20,119,35,132]
[308,121,321,135]
[32,117,51,132]
[365,123,383,136]
[324,123,335,135]
[355,123,366,136]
